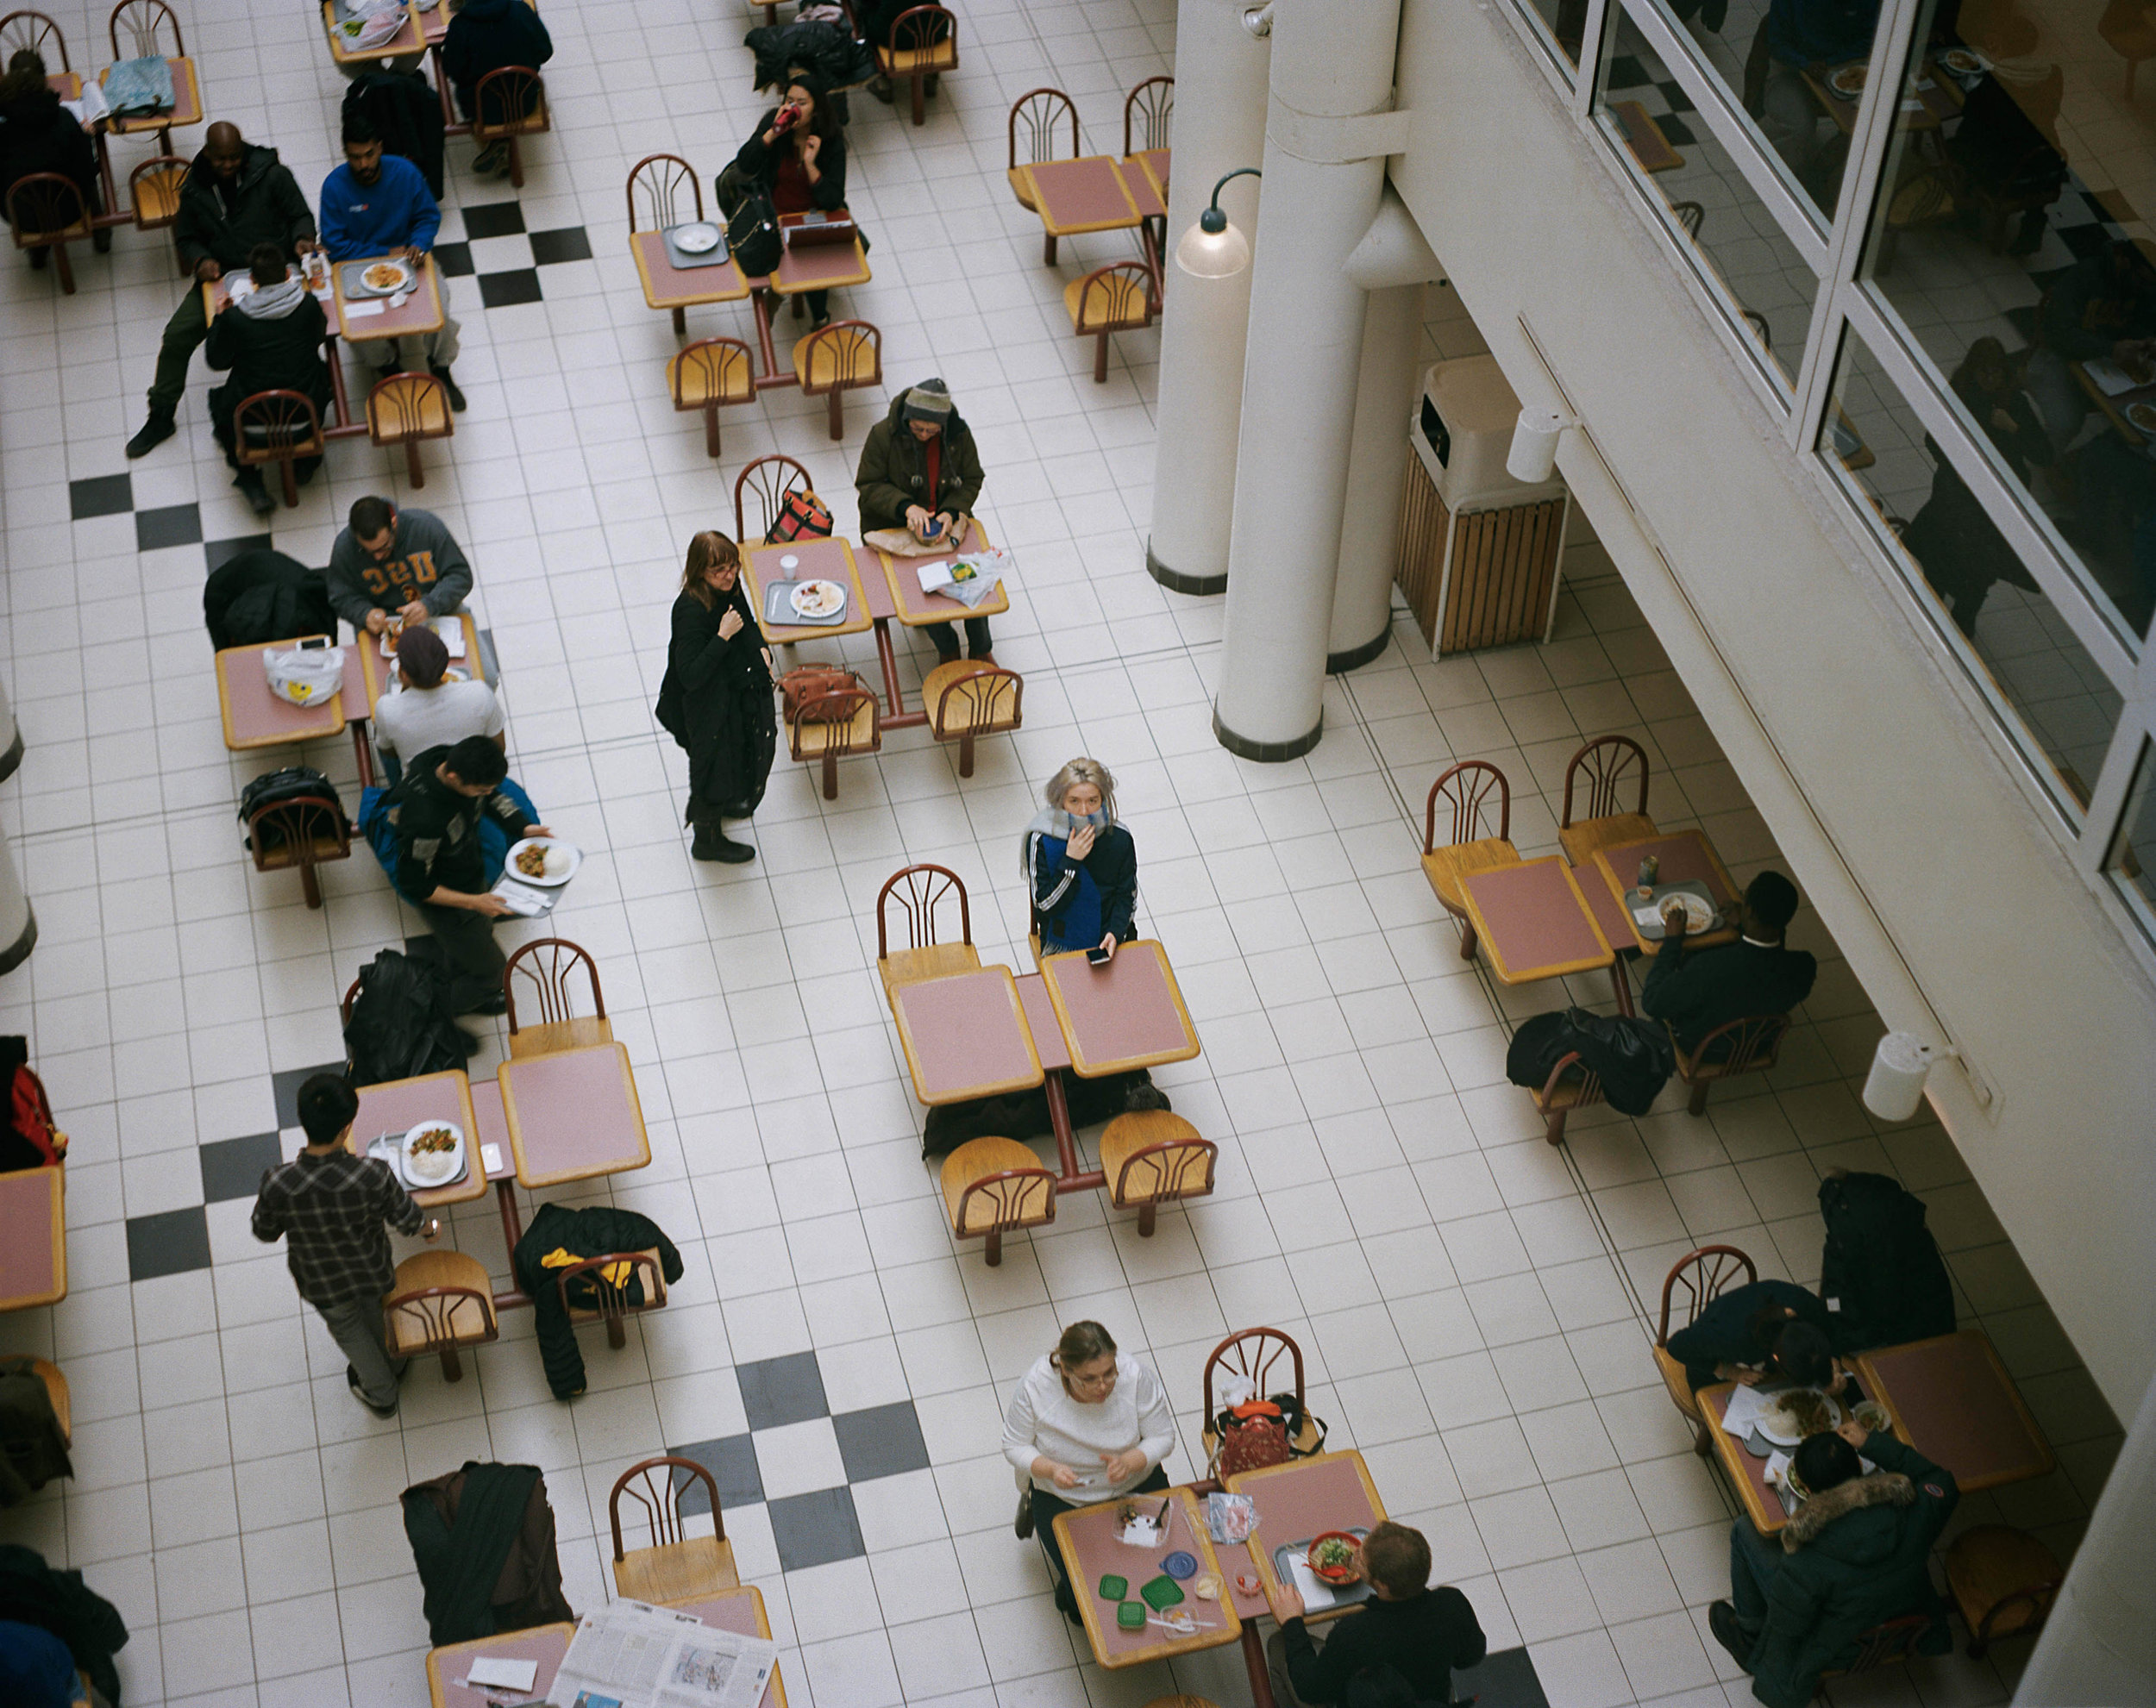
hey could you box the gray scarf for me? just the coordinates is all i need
[1018,807,1110,883]
[234,274,309,319]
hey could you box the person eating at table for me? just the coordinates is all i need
[204,241,335,516]
[856,377,992,664]
[724,72,848,329]
[318,115,467,410]
[1023,757,1137,962]
[125,120,317,459]
[441,0,555,178]
[1709,1417,1958,1706]
[0,49,108,273]
[1000,1319,1176,1627]
[1665,1275,1846,1396]
[1640,868,1818,1056]
[1264,1521,1487,1708]
[326,496,474,640]
[368,620,503,785]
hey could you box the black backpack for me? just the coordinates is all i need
[341,69,446,197]
[342,949,473,1086]
[204,548,337,649]
[1817,1170,1956,1354]
[239,766,348,829]
[725,184,782,277]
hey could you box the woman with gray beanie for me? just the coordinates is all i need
[854,376,991,662]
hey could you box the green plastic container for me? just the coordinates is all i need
[1098,1574,1128,1601]
[1115,1599,1147,1630]
[1139,1574,1185,1610]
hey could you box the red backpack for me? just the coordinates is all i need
[766,490,834,542]
[5,1063,64,1167]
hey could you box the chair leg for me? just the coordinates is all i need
[439,1344,464,1382]
[911,72,925,125]
[1690,1415,1714,1457]
[53,241,74,294]
[1044,231,1057,266]
[672,305,686,336]
[957,731,975,778]
[300,860,323,910]
[704,404,721,460]
[279,458,299,508]
[1458,920,1478,962]
[1094,329,1109,384]
[1137,1201,1156,1238]
[792,293,805,321]
[822,750,838,799]
[1687,1077,1710,1117]
[404,439,425,488]
[983,1228,1002,1267]
[1545,1105,1568,1146]
[827,386,843,440]
[508,136,524,189]
[605,1312,627,1351]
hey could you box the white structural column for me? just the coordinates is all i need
[1213,0,1405,757]
[1144,0,1269,594]
[1331,188,1444,670]
[0,826,32,975]
[2015,1366,2156,1705]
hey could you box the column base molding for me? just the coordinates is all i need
[1146,540,1228,597]
[1325,630,1391,674]
[0,907,35,976]
[1212,705,1323,762]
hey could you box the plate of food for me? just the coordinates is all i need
[1651,890,1719,934]
[1306,1531,1362,1585]
[673,222,721,254]
[2127,401,2156,436]
[1938,47,1986,75]
[505,837,579,887]
[790,578,846,618]
[401,1119,464,1186]
[1852,1399,1891,1433]
[350,258,411,297]
[1758,1388,1843,1447]
[1829,64,1867,97]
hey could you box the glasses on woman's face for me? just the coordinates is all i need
[1066,1363,1118,1392]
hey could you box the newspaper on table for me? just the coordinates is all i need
[546,1599,777,1708]
[917,547,1012,609]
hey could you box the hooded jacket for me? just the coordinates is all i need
[204,284,333,441]
[441,0,555,124]
[174,141,316,271]
[855,388,984,532]
[1743,1432,1957,1708]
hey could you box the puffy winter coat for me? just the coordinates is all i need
[512,1204,683,1398]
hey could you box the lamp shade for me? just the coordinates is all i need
[1861,1030,1933,1122]
[1506,407,1566,484]
[1175,216,1251,279]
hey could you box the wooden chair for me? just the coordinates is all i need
[6,173,93,293]
[789,677,881,799]
[0,10,68,72]
[923,662,1021,778]
[610,1455,739,1601]
[471,66,548,188]
[108,0,188,153]
[365,371,454,489]
[233,390,325,509]
[734,451,812,543]
[1124,75,1173,155]
[668,337,755,459]
[1652,1244,1757,1456]
[1006,86,1077,258]
[792,318,881,441]
[1819,1613,1936,1682]
[383,1250,498,1381]
[28,1357,68,1447]
[1099,1111,1214,1236]
[246,789,350,909]
[1200,1328,1320,1461]
[875,862,980,996]
[876,4,957,126]
[626,151,701,232]
[2101,0,2156,97]
[1065,261,1156,384]
[1945,1526,2061,1656]
[1420,760,1520,962]
[505,937,613,1060]
[127,153,188,271]
[1671,1013,1792,1117]
[556,1248,668,1349]
[940,1136,1056,1266]
[1532,1050,1604,1146]
[1558,735,1655,867]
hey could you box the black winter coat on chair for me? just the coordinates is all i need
[512,1203,684,1399]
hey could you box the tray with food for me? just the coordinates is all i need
[762,576,848,626]
[1629,879,1720,939]
[661,222,730,270]
[367,1120,468,1189]
[1828,63,1866,97]
[505,838,580,887]
[1272,1527,1373,1612]
[341,257,414,299]
[1751,1387,1844,1449]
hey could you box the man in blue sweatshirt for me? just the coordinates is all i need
[319,115,466,410]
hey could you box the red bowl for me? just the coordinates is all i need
[1307,1530,1362,1584]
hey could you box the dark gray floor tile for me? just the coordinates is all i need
[1455,1645,1551,1708]
[431,241,474,278]
[767,1485,863,1571]
[530,227,592,266]
[70,473,132,519]
[204,533,273,573]
[667,1433,763,1515]
[736,1351,827,1430]
[199,1131,285,1203]
[477,267,543,308]
[126,1206,213,1281]
[135,503,202,550]
[462,201,526,239]
[832,1400,931,1483]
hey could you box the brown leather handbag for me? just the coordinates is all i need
[780,664,863,720]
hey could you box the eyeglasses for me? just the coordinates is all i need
[1065,1367,1118,1390]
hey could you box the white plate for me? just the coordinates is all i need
[2127,402,2156,437]
[1828,66,1865,97]
[1939,47,1986,75]
[1654,891,1718,933]
[790,578,845,618]
[1757,1391,1843,1447]
[359,259,412,295]
[673,222,721,254]
[400,1118,464,1186]
[505,837,580,887]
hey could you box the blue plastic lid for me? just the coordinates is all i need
[1161,1550,1198,1580]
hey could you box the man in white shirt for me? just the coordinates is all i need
[371,620,503,784]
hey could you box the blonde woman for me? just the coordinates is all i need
[655,531,775,864]
[1021,758,1137,959]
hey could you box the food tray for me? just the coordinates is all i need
[763,579,847,626]
[367,1129,468,1190]
[661,222,731,270]
[1630,879,1720,941]
[340,259,411,300]
[1275,1529,1374,1612]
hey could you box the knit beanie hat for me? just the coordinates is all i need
[901,378,954,425]
[396,621,449,688]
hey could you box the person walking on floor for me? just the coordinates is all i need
[250,1073,440,1418]
[655,530,776,865]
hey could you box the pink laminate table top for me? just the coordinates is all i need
[1457,857,1613,985]
[498,1042,651,1187]
[1590,829,1740,957]
[1040,941,1199,1078]
[1858,1331,2055,1492]
[874,518,1010,626]
[1020,156,1142,235]
[630,227,750,310]
[1225,1450,1388,1627]
[425,1621,569,1707]
[891,967,1043,1104]
[351,1069,488,1209]
[216,637,352,750]
[0,1167,64,1311]
[1054,1486,1241,1668]
[332,252,446,343]
[1013,972,1071,1073]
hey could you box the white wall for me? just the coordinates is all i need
[1387,0,2156,1415]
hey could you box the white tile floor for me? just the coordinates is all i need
[0,3,2129,1705]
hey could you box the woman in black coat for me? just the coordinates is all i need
[726,73,847,328]
[0,52,105,267]
[656,531,776,864]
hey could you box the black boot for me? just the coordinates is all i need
[431,364,467,412]
[690,816,755,863]
[126,411,176,458]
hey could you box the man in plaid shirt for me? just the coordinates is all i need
[252,1073,440,1417]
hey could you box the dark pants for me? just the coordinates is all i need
[926,616,993,660]
[148,287,212,415]
[1027,1465,1169,1602]
[1728,1517,1783,1644]
[417,899,506,1013]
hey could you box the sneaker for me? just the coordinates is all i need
[473,141,510,175]
[1708,1600,1757,1665]
[235,466,276,516]
[125,413,176,458]
[430,364,467,413]
[347,1365,398,1419]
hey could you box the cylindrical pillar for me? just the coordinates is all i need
[2015,1366,2156,1705]
[1145,0,1270,595]
[0,673,19,784]
[1213,0,1404,758]
[1326,280,1425,672]
[0,825,34,976]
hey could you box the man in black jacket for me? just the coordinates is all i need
[204,242,335,514]
[1640,868,1817,1055]
[127,122,317,458]
[1266,1522,1486,1706]
[381,736,552,1014]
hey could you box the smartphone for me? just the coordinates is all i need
[298,635,331,651]
[1086,946,1112,967]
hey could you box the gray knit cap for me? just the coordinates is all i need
[901,377,954,424]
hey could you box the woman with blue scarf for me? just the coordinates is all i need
[1023,758,1138,960]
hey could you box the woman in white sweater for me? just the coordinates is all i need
[1001,1320,1179,1624]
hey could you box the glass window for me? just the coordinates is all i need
[1858,0,2156,651]
[1601,3,1825,387]
[2108,738,2156,920]
[1822,322,2122,809]
[1638,0,1883,224]
[1523,0,1588,67]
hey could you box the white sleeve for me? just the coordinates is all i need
[480,684,505,738]
[1133,1363,1178,1469]
[1001,1374,1043,1475]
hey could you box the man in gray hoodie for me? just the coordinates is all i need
[325,496,474,636]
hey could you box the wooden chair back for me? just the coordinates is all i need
[1100,1112,1214,1234]
[1655,1245,1756,1345]
[555,1249,667,1348]
[247,793,351,909]
[1424,760,1510,852]
[611,1455,727,1560]
[1561,735,1650,828]
[671,336,753,409]
[127,153,187,252]
[383,1251,498,1378]
[886,3,954,53]
[1201,1327,1305,1422]
[1946,1526,2062,1657]
[234,389,325,462]
[505,937,607,1034]
[1,10,67,70]
[874,862,972,959]
[796,318,881,391]
[6,172,88,245]
[109,0,180,59]
[1827,1613,1934,1677]
[1071,261,1154,333]
[734,452,812,542]
[790,683,881,801]
[1008,86,1077,171]
[1671,199,1703,238]
[1677,1014,1791,1089]
[366,370,454,485]
[1124,74,1173,154]
[1532,1051,1605,1144]
[626,152,701,232]
[940,1137,1056,1262]
[929,664,1022,735]
[472,65,548,136]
